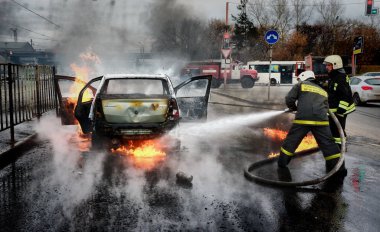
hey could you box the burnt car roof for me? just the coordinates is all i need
[103,74,169,80]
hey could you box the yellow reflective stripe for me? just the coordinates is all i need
[346,75,350,83]
[293,120,329,125]
[301,84,327,97]
[345,104,356,114]
[330,108,337,112]
[334,83,338,91]
[339,101,349,107]
[281,147,295,157]
[339,105,348,110]
[325,153,341,161]
[334,137,342,144]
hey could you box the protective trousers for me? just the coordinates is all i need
[278,124,341,170]
[329,114,347,149]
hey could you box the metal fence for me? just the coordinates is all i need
[0,63,57,143]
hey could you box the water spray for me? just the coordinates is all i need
[174,110,284,186]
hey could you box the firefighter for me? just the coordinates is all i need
[323,55,355,149]
[278,71,345,176]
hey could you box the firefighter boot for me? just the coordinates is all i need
[277,167,292,182]
[278,153,291,168]
[325,159,347,183]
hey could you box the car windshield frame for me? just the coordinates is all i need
[101,78,171,96]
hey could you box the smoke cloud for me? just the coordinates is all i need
[2,0,229,77]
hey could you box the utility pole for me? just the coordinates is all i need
[10,28,18,42]
[226,2,229,25]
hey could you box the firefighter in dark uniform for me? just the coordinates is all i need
[278,71,344,174]
[323,55,356,149]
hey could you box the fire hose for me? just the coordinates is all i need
[244,109,345,187]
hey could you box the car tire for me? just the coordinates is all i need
[270,78,277,86]
[241,76,255,88]
[353,93,364,106]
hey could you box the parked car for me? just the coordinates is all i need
[350,75,380,105]
[356,72,380,77]
[54,74,212,150]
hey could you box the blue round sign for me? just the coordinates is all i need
[265,30,279,45]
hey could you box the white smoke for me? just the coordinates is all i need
[33,114,105,216]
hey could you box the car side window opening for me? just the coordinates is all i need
[255,65,269,73]
[270,64,279,73]
[176,79,208,98]
[366,73,380,77]
[350,77,361,85]
[104,78,169,95]
[365,78,380,85]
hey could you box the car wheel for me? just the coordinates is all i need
[353,93,364,106]
[241,76,255,88]
[270,78,277,86]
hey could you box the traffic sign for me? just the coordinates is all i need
[265,30,279,45]
[353,36,364,55]
[221,48,232,59]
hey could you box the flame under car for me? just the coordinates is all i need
[54,74,212,151]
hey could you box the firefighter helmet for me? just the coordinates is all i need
[297,70,315,82]
[323,55,343,69]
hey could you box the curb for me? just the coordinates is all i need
[0,133,38,163]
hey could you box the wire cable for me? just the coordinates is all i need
[10,0,61,29]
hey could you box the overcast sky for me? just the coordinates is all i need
[1,0,371,49]
[0,0,374,74]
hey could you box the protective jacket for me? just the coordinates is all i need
[327,69,355,115]
[278,77,342,169]
[285,78,329,126]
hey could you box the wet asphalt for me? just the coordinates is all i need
[0,86,379,232]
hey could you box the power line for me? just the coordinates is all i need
[10,0,61,29]
[7,22,57,41]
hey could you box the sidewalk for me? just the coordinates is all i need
[0,118,39,157]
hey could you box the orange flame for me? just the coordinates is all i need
[112,140,167,170]
[67,50,101,139]
[68,49,101,108]
[69,63,93,103]
[263,128,318,158]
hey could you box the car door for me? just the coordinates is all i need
[54,75,96,125]
[174,75,212,121]
[74,76,103,134]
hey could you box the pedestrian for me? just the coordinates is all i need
[277,71,346,177]
[323,55,355,150]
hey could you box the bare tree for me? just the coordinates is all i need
[314,0,345,53]
[248,0,292,40]
[270,0,292,39]
[314,0,344,27]
[290,0,313,30]
[247,0,270,29]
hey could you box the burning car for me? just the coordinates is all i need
[54,74,212,150]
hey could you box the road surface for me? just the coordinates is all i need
[0,85,379,231]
